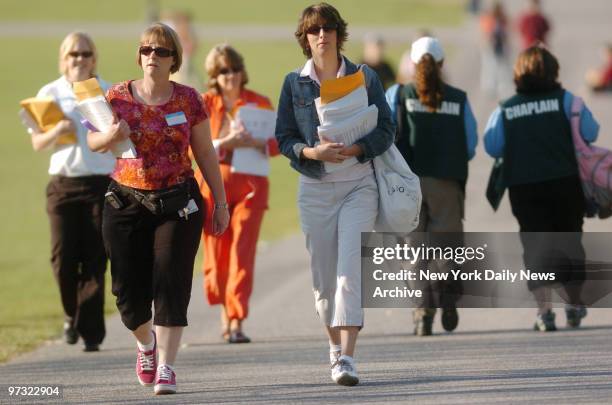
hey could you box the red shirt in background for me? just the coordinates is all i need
[518,12,550,49]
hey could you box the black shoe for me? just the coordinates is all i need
[565,305,587,328]
[441,306,459,332]
[534,310,557,332]
[83,343,100,352]
[63,322,78,345]
[228,331,251,344]
[413,310,434,336]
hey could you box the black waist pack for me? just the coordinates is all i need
[123,183,191,215]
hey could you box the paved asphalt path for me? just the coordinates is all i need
[2,1,612,403]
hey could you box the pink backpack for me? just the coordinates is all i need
[571,96,612,218]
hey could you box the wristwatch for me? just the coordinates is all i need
[214,202,228,209]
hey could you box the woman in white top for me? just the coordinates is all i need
[30,32,115,352]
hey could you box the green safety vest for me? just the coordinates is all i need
[501,89,577,186]
[397,83,468,182]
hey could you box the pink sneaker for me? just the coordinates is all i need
[136,331,156,386]
[154,364,177,395]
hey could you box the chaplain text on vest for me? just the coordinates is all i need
[405,99,461,115]
[504,98,560,120]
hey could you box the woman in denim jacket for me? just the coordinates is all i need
[275,2,394,387]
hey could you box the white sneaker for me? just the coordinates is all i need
[331,355,359,386]
[329,350,341,365]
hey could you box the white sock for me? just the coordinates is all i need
[137,331,155,351]
[329,343,341,353]
[158,363,173,371]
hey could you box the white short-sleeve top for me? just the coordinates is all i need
[36,76,116,177]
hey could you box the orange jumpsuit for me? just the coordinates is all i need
[194,88,279,321]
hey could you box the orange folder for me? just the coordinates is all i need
[320,70,365,105]
[20,97,77,145]
[72,77,105,101]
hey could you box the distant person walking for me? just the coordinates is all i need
[484,46,600,332]
[275,2,394,386]
[518,0,551,49]
[30,32,114,353]
[389,37,478,336]
[479,1,513,100]
[88,23,228,395]
[586,43,612,92]
[360,33,396,90]
[195,44,280,344]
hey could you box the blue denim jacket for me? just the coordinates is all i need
[274,56,395,179]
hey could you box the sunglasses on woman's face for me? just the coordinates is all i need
[138,46,176,58]
[68,51,93,58]
[306,24,337,35]
[218,67,241,75]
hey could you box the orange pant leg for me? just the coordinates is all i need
[202,225,232,306]
[224,201,266,320]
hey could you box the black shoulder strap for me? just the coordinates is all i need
[395,84,405,142]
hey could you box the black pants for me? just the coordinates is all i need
[46,175,110,345]
[509,175,586,291]
[102,179,204,331]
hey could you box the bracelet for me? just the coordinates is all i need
[214,202,228,209]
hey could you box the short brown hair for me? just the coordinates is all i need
[137,23,183,74]
[204,44,249,94]
[59,32,97,77]
[513,45,561,94]
[294,3,348,59]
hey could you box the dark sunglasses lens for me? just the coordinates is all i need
[69,51,93,58]
[323,25,336,32]
[307,24,336,34]
[139,46,153,56]
[154,48,173,57]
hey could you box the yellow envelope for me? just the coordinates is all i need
[73,77,105,101]
[20,97,76,145]
[320,70,365,105]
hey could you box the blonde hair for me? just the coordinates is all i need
[205,44,249,94]
[58,32,97,77]
[137,23,183,74]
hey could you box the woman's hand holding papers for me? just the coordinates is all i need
[302,135,350,163]
[108,119,131,144]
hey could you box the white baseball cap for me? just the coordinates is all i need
[410,37,444,64]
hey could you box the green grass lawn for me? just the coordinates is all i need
[0,0,462,362]
[0,0,464,26]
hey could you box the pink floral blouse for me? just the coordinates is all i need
[106,80,208,190]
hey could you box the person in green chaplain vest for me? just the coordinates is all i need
[484,45,600,332]
[386,37,478,336]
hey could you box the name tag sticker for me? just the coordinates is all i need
[165,111,187,126]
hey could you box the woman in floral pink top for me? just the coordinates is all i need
[88,23,229,396]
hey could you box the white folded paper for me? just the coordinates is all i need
[315,85,378,173]
[76,95,137,159]
[230,106,277,176]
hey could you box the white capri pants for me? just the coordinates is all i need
[298,174,378,327]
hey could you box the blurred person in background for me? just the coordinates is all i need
[30,32,114,353]
[585,43,612,92]
[162,10,203,91]
[391,37,477,336]
[479,1,513,100]
[484,46,600,332]
[275,2,394,386]
[88,23,228,395]
[518,0,550,49]
[196,44,280,344]
[360,33,396,90]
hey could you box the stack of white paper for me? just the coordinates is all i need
[231,106,277,177]
[315,86,378,173]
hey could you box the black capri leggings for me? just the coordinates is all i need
[102,178,204,330]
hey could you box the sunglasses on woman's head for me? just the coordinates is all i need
[139,46,176,58]
[218,67,241,75]
[306,24,337,35]
[68,51,93,58]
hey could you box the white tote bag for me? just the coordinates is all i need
[373,144,422,233]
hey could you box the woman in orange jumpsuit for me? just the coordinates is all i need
[195,44,279,343]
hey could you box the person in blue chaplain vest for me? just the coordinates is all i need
[387,37,478,336]
[484,45,600,332]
